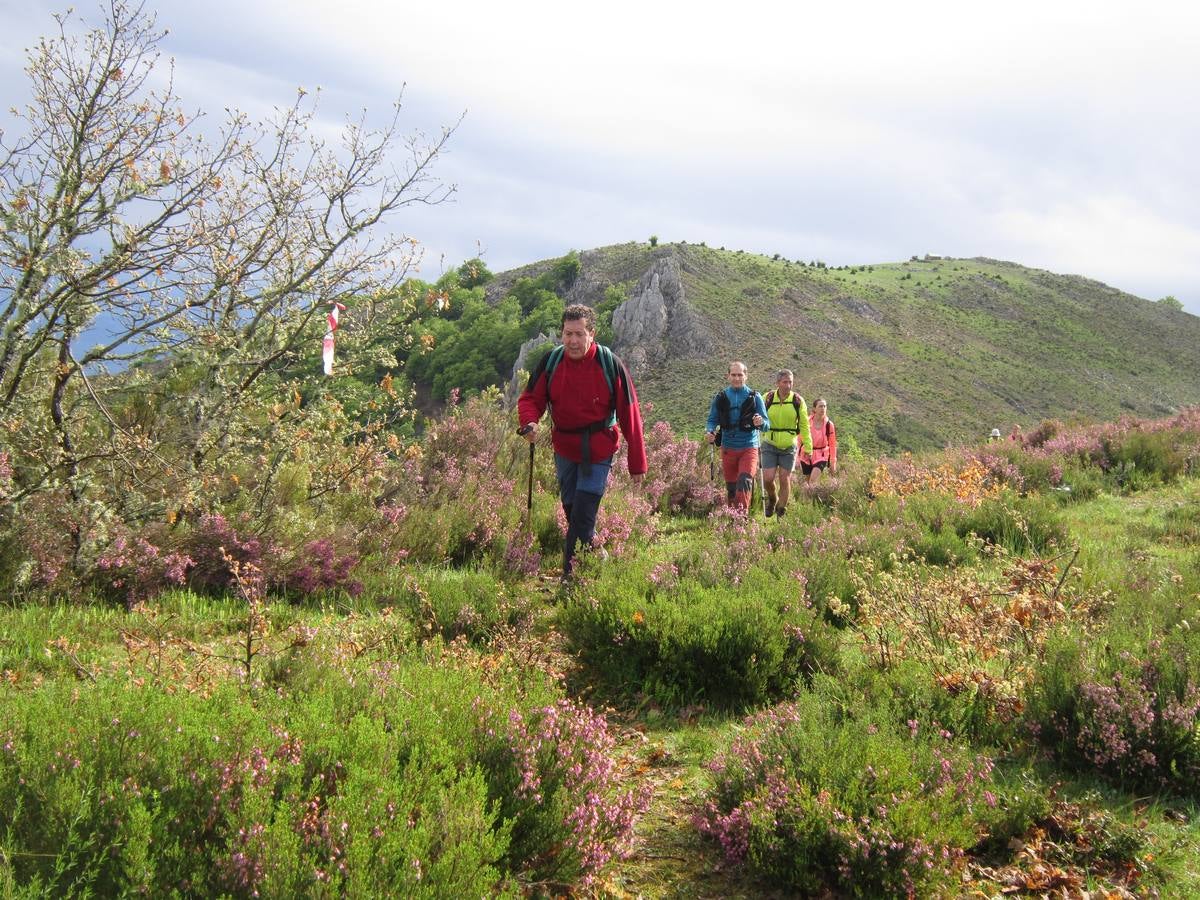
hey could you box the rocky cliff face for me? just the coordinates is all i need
[611,256,711,374]
[505,332,554,405]
[505,249,712,398]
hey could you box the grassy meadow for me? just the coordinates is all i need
[3,400,1200,897]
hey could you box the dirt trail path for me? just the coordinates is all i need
[527,579,775,898]
[591,718,786,900]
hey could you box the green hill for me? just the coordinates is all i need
[489,242,1200,453]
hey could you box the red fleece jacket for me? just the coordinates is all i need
[518,343,647,475]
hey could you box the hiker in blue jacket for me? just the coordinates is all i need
[704,361,769,512]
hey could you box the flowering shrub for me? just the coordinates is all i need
[637,417,723,515]
[378,393,525,567]
[94,527,194,607]
[978,452,1027,493]
[696,695,1013,897]
[477,698,651,888]
[559,481,657,560]
[1023,418,1062,448]
[0,491,81,595]
[1029,636,1200,792]
[1033,407,1200,484]
[90,520,363,607]
[0,636,646,896]
[181,512,273,595]
[279,537,363,599]
[709,508,768,585]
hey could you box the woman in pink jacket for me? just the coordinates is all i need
[799,398,837,485]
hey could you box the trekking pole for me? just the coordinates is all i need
[525,442,535,526]
[708,442,715,481]
[758,464,766,517]
[518,424,535,529]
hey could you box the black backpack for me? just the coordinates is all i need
[764,389,805,434]
[713,389,759,446]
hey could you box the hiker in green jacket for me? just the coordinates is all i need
[760,369,812,518]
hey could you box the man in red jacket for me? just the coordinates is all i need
[518,304,646,581]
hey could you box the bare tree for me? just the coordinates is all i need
[0,0,456,504]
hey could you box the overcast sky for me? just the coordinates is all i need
[4,0,1200,315]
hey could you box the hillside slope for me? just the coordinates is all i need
[492,242,1200,453]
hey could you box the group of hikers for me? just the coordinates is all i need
[517,304,838,582]
[703,362,837,516]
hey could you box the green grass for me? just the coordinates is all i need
[4,463,1200,896]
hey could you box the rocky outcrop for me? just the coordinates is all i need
[612,256,710,374]
[502,248,713,399]
[834,294,884,324]
[504,332,554,406]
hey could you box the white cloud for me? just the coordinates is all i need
[2,0,1200,314]
[992,194,1200,296]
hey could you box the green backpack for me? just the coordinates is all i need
[534,343,622,428]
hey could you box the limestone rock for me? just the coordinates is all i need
[612,256,710,375]
[504,332,555,406]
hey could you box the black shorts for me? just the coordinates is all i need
[800,460,828,476]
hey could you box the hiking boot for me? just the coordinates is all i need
[764,500,775,518]
[775,505,786,518]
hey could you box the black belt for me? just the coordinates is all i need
[555,420,613,475]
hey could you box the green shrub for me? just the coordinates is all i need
[910,525,971,565]
[559,567,840,711]
[696,690,1017,897]
[956,494,1065,554]
[1155,501,1200,544]
[1010,453,1062,494]
[1053,462,1105,502]
[389,568,531,644]
[1106,430,1190,486]
[884,492,977,566]
[0,675,516,897]
[0,642,645,896]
